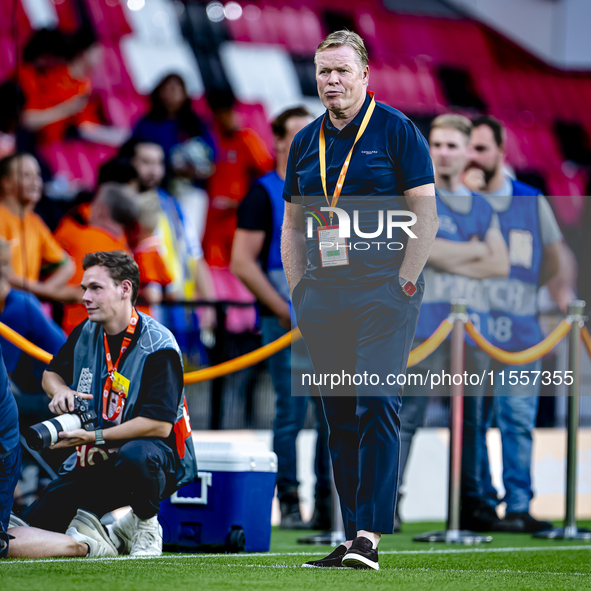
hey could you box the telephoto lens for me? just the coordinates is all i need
[25,397,98,451]
[25,413,82,450]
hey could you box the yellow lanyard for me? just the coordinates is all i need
[319,92,376,224]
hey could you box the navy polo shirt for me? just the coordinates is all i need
[283,92,434,285]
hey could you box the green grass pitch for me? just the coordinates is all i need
[3,522,591,591]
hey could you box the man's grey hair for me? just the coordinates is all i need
[94,182,139,228]
[315,30,369,70]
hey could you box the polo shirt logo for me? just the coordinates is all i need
[361,150,378,155]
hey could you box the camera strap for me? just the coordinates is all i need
[101,308,139,422]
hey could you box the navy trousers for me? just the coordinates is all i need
[293,275,423,540]
[23,438,177,533]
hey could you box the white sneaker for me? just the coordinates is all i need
[106,510,137,555]
[130,516,163,557]
[67,509,118,558]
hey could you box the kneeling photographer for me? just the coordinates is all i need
[22,251,196,557]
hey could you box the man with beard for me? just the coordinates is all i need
[464,115,561,532]
[119,139,214,304]
[398,114,510,533]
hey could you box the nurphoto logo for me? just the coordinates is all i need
[305,207,418,258]
[306,207,417,240]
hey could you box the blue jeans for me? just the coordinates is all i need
[1,445,22,558]
[260,316,330,500]
[481,359,541,514]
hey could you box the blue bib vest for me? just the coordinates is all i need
[254,171,290,303]
[416,195,493,346]
[61,312,197,488]
[511,179,541,197]
[486,195,543,351]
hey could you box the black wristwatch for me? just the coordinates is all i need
[398,276,417,298]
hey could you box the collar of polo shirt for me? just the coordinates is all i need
[324,92,372,134]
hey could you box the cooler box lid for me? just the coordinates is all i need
[194,441,277,473]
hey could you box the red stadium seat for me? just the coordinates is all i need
[547,195,587,226]
[91,42,136,96]
[54,0,79,33]
[39,142,82,184]
[502,124,530,171]
[191,96,214,125]
[0,36,16,81]
[474,70,517,113]
[83,0,132,42]
[234,102,273,152]
[545,167,588,198]
[370,60,444,115]
[77,142,117,187]
[281,6,324,55]
[39,140,116,190]
[103,92,148,129]
[0,0,30,37]
[226,2,324,54]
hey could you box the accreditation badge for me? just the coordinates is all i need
[107,371,130,425]
[317,225,349,267]
[508,229,534,269]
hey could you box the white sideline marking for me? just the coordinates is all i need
[116,562,591,577]
[4,544,591,566]
[70,562,591,577]
[226,564,589,576]
[390,567,590,577]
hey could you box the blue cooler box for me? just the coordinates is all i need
[159,441,277,552]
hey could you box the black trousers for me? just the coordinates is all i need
[294,276,423,540]
[23,439,177,533]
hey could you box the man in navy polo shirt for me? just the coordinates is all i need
[282,30,438,570]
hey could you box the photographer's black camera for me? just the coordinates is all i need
[25,397,98,451]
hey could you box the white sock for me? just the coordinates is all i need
[357,532,379,549]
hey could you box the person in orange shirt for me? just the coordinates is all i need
[125,191,173,316]
[54,183,138,333]
[19,29,126,147]
[203,89,273,268]
[0,153,75,302]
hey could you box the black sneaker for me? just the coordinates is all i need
[461,497,505,532]
[280,508,307,530]
[341,536,379,570]
[307,492,332,530]
[504,512,553,533]
[279,493,307,530]
[302,544,348,568]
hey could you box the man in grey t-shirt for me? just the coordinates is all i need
[398,115,510,533]
[466,115,562,533]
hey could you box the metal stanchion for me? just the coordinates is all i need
[415,300,492,544]
[535,300,591,540]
